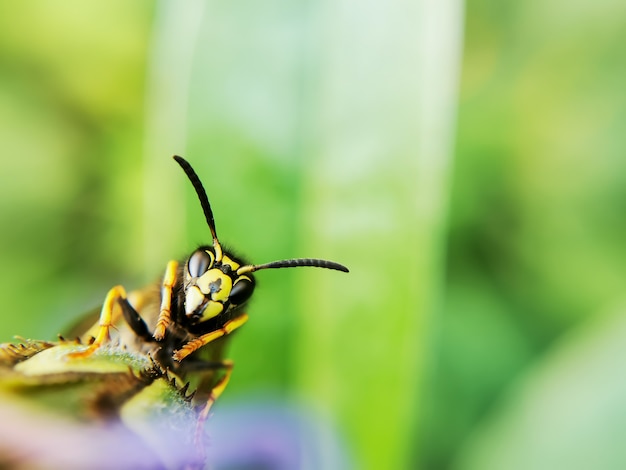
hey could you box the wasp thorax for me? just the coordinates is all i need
[183,248,255,323]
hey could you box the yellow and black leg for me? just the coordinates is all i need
[172,314,249,362]
[67,285,128,359]
[118,294,152,341]
[193,360,235,455]
[153,260,179,340]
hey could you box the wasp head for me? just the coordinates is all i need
[182,246,255,323]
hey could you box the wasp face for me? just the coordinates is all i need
[183,247,255,324]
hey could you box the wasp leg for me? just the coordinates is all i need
[153,260,179,340]
[119,295,152,341]
[67,285,127,359]
[194,361,234,455]
[173,314,249,362]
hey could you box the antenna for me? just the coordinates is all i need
[237,258,349,275]
[173,155,223,261]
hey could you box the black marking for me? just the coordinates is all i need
[209,278,222,294]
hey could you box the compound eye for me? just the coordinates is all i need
[188,250,214,277]
[229,277,254,305]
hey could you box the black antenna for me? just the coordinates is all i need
[238,258,349,275]
[173,155,223,260]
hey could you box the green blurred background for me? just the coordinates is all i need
[2,1,626,469]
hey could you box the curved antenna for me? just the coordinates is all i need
[173,155,223,261]
[237,258,349,275]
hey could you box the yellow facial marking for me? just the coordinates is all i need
[234,275,252,285]
[185,286,206,316]
[221,255,241,271]
[196,269,233,302]
[200,300,224,322]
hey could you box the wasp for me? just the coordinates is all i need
[68,155,348,437]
